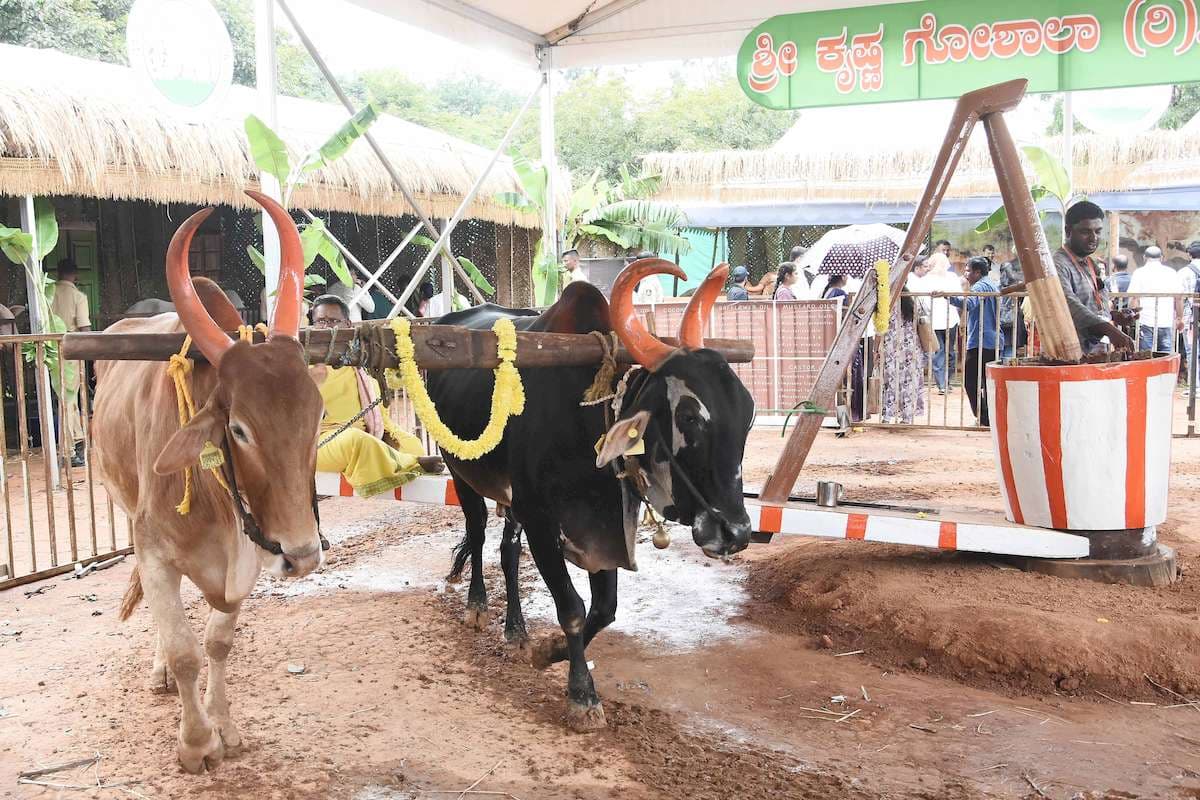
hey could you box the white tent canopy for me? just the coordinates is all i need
[344,0,903,68]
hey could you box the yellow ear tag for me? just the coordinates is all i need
[594,430,646,457]
[198,441,225,470]
[625,427,646,455]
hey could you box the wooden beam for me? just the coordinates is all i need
[60,325,754,370]
[759,79,1031,505]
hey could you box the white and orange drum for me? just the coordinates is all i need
[986,356,1178,531]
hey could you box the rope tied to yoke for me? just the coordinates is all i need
[580,331,621,406]
[169,324,265,515]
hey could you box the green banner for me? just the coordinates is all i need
[739,0,1200,109]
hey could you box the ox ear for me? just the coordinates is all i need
[596,410,651,469]
[154,402,226,476]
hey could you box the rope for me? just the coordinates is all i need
[169,324,265,514]
[316,395,384,449]
[580,332,621,405]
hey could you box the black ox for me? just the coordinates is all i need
[426,259,754,729]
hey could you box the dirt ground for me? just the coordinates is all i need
[3,426,1200,799]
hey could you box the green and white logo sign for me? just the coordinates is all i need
[127,0,233,118]
[739,0,1200,110]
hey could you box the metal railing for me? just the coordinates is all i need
[0,333,132,590]
[850,290,1199,436]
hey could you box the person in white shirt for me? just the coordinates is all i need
[925,252,960,392]
[562,248,588,286]
[326,275,376,323]
[1181,242,1200,395]
[629,251,665,303]
[1127,246,1182,352]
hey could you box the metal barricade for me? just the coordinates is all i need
[853,290,1199,436]
[0,333,132,590]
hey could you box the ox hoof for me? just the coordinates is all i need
[464,606,489,631]
[178,728,224,774]
[505,635,532,662]
[566,701,607,732]
[148,666,175,694]
[531,636,567,671]
[216,719,242,752]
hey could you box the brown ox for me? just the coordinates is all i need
[93,193,324,773]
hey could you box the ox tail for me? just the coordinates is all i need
[447,534,471,583]
[118,564,143,621]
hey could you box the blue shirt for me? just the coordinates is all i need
[949,278,999,350]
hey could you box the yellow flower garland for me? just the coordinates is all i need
[386,317,525,460]
[873,259,891,334]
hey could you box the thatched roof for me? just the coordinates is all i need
[644,129,1200,207]
[0,44,556,227]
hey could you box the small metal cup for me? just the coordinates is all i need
[816,480,844,508]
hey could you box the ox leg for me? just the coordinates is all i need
[524,522,606,731]
[149,631,175,693]
[532,570,618,670]
[454,477,490,630]
[139,557,223,773]
[204,603,242,752]
[500,513,529,654]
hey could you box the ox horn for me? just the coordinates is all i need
[610,258,686,372]
[166,207,233,366]
[246,190,304,339]
[678,263,729,349]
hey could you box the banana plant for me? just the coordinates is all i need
[243,103,381,294]
[0,199,77,400]
[496,155,691,306]
[975,144,1081,237]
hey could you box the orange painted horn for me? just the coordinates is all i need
[246,190,304,339]
[166,208,233,366]
[678,263,729,349]
[610,258,686,372]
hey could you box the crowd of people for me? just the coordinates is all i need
[703,201,1200,428]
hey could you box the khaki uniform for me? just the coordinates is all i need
[49,281,90,444]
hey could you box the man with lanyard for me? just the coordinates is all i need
[1181,242,1200,395]
[1052,201,1135,353]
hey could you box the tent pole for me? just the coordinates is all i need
[273,0,482,305]
[386,77,545,318]
[1063,91,1074,193]
[255,0,281,323]
[540,48,559,269]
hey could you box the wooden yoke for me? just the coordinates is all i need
[759,79,1080,505]
[61,325,755,370]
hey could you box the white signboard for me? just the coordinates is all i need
[127,0,234,119]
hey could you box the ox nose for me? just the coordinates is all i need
[695,512,752,559]
[280,544,322,578]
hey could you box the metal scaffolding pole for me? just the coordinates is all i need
[273,0,483,305]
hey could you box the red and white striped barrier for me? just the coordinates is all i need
[317,472,1089,559]
[987,356,1177,531]
[746,502,1088,558]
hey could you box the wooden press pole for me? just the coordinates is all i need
[759,79,1077,505]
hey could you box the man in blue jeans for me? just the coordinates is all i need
[948,257,999,427]
[1128,246,1181,353]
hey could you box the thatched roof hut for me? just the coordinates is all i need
[644,129,1200,211]
[0,44,551,227]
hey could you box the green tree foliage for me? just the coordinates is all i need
[0,0,326,98]
[1159,83,1200,129]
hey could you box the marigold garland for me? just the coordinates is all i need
[873,259,891,334]
[385,317,525,460]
